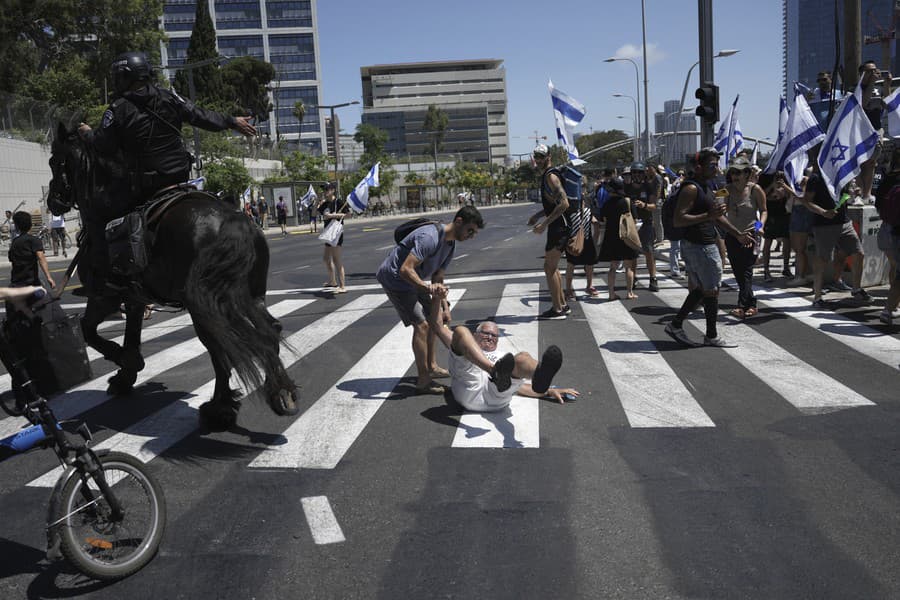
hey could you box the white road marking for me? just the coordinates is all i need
[376,244,394,251]
[453,282,541,448]
[732,278,900,371]
[27,296,387,487]
[453,254,469,261]
[249,289,466,469]
[265,270,545,296]
[1,300,311,441]
[86,312,198,362]
[503,237,514,242]
[301,496,346,545]
[655,278,875,414]
[581,297,716,428]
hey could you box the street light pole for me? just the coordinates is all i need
[307,100,360,198]
[698,0,716,148]
[612,93,639,160]
[616,115,637,158]
[641,0,651,162]
[604,57,642,160]
[668,49,739,166]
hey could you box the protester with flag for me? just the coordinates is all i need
[796,83,875,308]
[300,184,318,232]
[318,182,348,293]
[857,60,891,202]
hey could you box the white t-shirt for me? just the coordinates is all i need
[448,347,524,412]
[50,214,65,229]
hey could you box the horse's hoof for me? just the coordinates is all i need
[269,387,300,416]
[106,371,135,396]
[199,400,238,432]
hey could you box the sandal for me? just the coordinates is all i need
[414,381,446,395]
[729,307,746,319]
[429,367,451,379]
[564,289,577,301]
[744,306,758,317]
[323,281,337,288]
[585,286,600,297]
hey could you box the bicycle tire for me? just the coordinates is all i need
[49,451,166,581]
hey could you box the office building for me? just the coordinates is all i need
[360,59,509,166]
[160,0,326,153]
[654,99,698,165]
[783,0,898,99]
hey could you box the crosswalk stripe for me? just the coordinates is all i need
[249,288,466,470]
[452,282,541,448]
[0,300,311,440]
[580,293,716,428]
[738,279,900,371]
[654,278,875,413]
[86,312,197,362]
[27,295,386,487]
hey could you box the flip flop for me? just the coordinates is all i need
[429,367,451,378]
[532,346,562,394]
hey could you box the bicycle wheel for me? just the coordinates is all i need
[50,451,166,581]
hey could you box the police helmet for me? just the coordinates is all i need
[630,161,646,172]
[110,52,153,94]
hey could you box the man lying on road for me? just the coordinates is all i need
[427,287,578,412]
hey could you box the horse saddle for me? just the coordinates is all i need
[104,183,200,278]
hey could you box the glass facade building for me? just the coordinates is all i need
[161,0,324,153]
[784,0,898,99]
[360,59,509,165]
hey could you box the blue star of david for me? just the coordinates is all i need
[830,140,849,166]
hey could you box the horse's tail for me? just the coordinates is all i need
[182,214,286,395]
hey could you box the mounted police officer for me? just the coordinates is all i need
[75,51,256,293]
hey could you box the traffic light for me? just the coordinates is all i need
[695,83,719,123]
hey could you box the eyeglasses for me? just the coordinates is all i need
[477,330,499,339]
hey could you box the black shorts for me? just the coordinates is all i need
[545,223,569,252]
[277,214,287,225]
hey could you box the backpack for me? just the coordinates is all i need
[661,179,698,241]
[879,183,900,226]
[394,217,441,245]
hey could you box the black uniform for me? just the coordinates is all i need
[85,83,236,209]
[81,83,236,293]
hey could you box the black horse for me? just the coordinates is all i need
[46,123,299,431]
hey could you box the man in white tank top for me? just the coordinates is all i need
[428,288,577,412]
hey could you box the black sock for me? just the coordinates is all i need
[703,296,718,339]
[674,288,704,327]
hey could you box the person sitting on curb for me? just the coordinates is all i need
[427,287,577,412]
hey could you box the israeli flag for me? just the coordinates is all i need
[241,185,252,203]
[884,87,900,138]
[817,84,879,201]
[776,92,825,193]
[187,176,206,190]
[548,80,587,166]
[346,162,380,214]
[713,95,744,167]
[764,97,790,174]
[300,183,317,208]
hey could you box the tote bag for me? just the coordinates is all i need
[318,219,344,246]
[620,199,642,251]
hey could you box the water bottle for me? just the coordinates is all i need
[5,424,47,452]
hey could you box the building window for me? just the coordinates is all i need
[274,87,320,134]
[215,0,262,30]
[265,0,312,28]
[163,2,197,32]
[165,38,192,68]
[268,33,316,80]
[218,35,265,59]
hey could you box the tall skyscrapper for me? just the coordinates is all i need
[654,99,698,165]
[360,59,509,166]
[783,0,898,99]
[160,0,326,153]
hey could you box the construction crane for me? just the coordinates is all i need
[863,1,900,75]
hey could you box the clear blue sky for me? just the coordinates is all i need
[316,0,784,157]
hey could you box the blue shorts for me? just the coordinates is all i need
[638,222,655,252]
[681,240,723,291]
[789,204,813,234]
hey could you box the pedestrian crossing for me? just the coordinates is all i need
[1,272,897,491]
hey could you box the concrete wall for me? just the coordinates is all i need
[0,138,52,215]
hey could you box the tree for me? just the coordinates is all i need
[282,151,331,182]
[204,157,251,199]
[173,0,224,108]
[574,129,633,166]
[354,123,388,162]
[422,104,448,161]
[22,55,99,112]
[292,101,306,124]
[220,57,275,120]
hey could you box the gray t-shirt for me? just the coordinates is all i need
[376,224,455,292]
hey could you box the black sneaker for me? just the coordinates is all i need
[851,289,872,304]
[648,277,659,292]
[489,353,515,393]
[532,345,563,394]
[664,322,701,348]
[811,298,828,310]
[540,308,567,320]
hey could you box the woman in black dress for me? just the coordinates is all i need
[760,173,792,282]
[598,179,640,300]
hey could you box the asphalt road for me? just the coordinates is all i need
[1,203,899,599]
